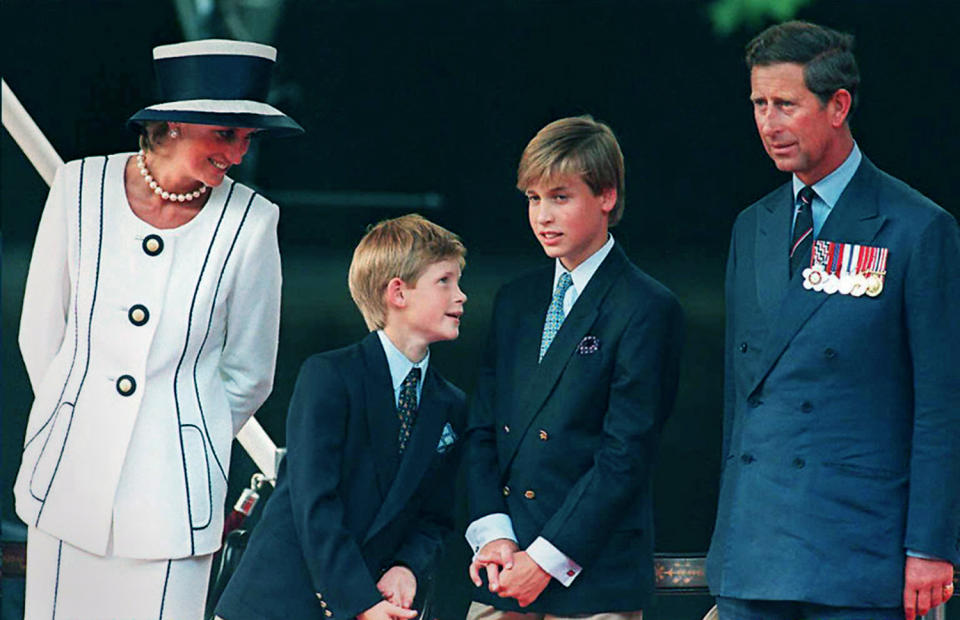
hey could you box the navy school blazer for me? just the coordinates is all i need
[465,244,684,615]
[216,333,465,620]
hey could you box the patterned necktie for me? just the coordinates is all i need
[790,186,816,278]
[397,367,420,454]
[539,272,574,362]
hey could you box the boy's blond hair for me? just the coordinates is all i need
[517,115,626,226]
[348,214,466,331]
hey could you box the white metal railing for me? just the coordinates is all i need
[2,78,281,481]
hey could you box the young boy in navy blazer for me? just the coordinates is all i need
[216,214,467,620]
[464,116,683,620]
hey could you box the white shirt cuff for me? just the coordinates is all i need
[526,537,582,587]
[906,549,943,561]
[465,513,518,558]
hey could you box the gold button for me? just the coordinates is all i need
[503,425,510,433]
[538,430,548,441]
[502,485,510,496]
[325,611,333,617]
[320,601,327,608]
[524,490,536,499]
[146,238,159,252]
[131,308,145,322]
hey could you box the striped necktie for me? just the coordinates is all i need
[790,186,816,278]
[539,272,573,362]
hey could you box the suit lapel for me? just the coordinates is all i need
[506,246,627,466]
[360,334,400,500]
[749,158,888,396]
[363,367,452,544]
[754,183,793,320]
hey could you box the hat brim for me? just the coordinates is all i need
[128,102,303,137]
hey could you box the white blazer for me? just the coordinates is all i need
[14,153,281,560]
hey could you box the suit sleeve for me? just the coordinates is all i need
[464,289,510,521]
[538,292,684,569]
[220,201,281,435]
[19,162,71,394]
[902,210,960,564]
[285,355,383,618]
[391,396,465,582]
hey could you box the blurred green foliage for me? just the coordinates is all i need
[709,0,813,35]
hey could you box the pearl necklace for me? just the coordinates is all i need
[136,150,208,202]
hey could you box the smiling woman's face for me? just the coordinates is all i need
[165,123,259,187]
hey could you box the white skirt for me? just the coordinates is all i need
[25,526,213,620]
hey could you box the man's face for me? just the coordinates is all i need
[750,62,844,185]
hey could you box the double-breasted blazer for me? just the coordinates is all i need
[707,156,960,607]
[465,244,683,615]
[14,153,281,559]
[215,333,465,620]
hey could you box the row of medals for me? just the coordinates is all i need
[802,265,884,297]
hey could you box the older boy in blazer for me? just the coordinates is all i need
[464,116,683,619]
[216,214,467,620]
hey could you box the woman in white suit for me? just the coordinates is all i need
[14,39,302,619]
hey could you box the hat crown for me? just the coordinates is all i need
[152,39,276,103]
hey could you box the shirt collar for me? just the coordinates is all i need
[376,330,430,390]
[792,141,862,209]
[553,234,615,293]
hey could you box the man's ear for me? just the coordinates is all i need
[829,88,853,128]
[384,277,407,309]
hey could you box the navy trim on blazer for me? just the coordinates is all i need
[172,181,233,551]
[53,540,63,618]
[192,186,257,484]
[159,559,172,619]
[24,159,87,452]
[35,156,107,524]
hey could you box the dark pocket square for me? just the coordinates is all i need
[577,335,600,355]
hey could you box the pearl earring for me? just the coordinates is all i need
[169,129,179,138]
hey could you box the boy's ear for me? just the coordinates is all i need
[600,188,617,214]
[385,277,407,309]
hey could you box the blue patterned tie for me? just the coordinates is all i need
[397,367,420,454]
[539,272,574,362]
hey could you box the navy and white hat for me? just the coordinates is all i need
[127,39,303,137]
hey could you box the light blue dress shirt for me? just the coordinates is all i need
[376,330,428,407]
[791,142,862,238]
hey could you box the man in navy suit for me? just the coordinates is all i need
[707,21,960,620]
[215,215,467,620]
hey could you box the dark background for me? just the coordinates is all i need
[2,1,957,619]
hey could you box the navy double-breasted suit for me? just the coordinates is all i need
[216,333,465,620]
[707,157,960,607]
[465,245,683,614]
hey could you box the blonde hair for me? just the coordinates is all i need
[517,115,626,226]
[348,214,466,331]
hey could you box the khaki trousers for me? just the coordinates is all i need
[467,601,642,620]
